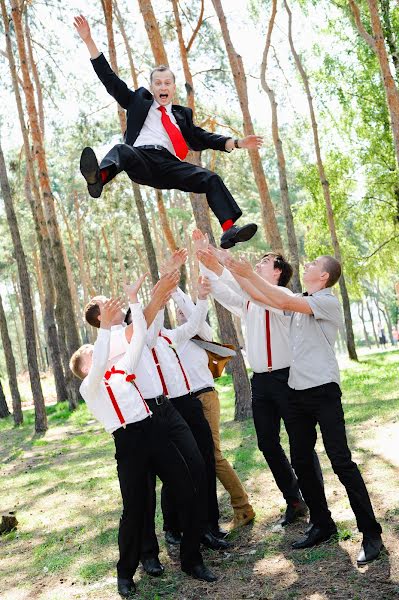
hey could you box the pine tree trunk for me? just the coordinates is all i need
[366,297,379,345]
[2,0,68,403]
[260,0,301,291]
[358,301,372,348]
[0,139,48,433]
[137,0,169,65]
[211,0,283,252]
[285,0,358,360]
[0,293,23,425]
[0,379,11,418]
[169,1,252,418]
[10,0,81,364]
[102,0,160,285]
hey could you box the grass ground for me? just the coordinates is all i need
[1,349,398,600]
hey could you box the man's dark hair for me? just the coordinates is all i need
[84,300,100,328]
[150,65,176,83]
[320,255,341,288]
[262,252,293,287]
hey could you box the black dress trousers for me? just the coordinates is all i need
[114,397,207,580]
[100,144,242,226]
[251,369,323,510]
[285,382,382,534]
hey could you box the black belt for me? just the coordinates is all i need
[195,386,215,395]
[145,394,167,410]
[169,392,193,402]
[136,144,169,152]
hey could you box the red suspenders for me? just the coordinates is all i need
[151,347,169,396]
[247,301,273,371]
[159,333,191,392]
[104,366,150,426]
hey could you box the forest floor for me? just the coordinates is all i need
[1,350,398,600]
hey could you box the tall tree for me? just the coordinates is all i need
[348,0,399,168]
[285,0,358,360]
[260,0,301,292]
[211,0,283,253]
[1,0,67,404]
[102,0,160,285]
[0,139,48,433]
[0,292,23,426]
[10,0,81,393]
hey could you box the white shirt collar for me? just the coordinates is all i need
[152,99,173,114]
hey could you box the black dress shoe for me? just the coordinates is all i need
[279,500,308,526]
[304,521,313,535]
[165,529,181,545]
[292,523,337,549]
[220,223,258,249]
[201,530,230,550]
[117,577,136,598]
[183,563,218,582]
[80,147,103,198]
[357,534,384,565]
[141,556,164,577]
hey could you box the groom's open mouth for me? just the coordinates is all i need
[159,93,169,100]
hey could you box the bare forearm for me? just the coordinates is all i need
[247,272,289,308]
[143,296,165,328]
[85,36,101,60]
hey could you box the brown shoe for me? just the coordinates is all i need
[232,505,256,529]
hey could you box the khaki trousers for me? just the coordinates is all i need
[197,389,250,511]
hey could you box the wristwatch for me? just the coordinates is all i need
[234,138,240,149]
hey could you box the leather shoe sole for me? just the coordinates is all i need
[220,223,258,249]
[80,147,103,198]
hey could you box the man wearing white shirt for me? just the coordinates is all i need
[226,254,384,565]
[172,286,255,530]
[82,275,218,584]
[196,235,322,527]
[70,281,215,597]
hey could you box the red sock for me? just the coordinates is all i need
[222,219,234,232]
[100,169,108,183]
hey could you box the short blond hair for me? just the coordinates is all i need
[69,344,93,379]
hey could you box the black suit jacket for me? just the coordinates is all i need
[91,54,231,152]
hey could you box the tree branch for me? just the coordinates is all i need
[348,0,376,50]
[186,0,204,54]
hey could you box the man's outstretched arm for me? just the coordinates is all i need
[74,14,133,109]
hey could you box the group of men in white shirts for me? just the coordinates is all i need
[70,230,384,598]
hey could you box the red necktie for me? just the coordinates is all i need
[158,106,188,160]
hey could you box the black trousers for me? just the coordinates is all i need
[115,398,207,580]
[100,144,242,226]
[161,393,219,531]
[285,382,382,535]
[251,369,323,509]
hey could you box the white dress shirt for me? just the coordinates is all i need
[134,100,180,156]
[201,265,293,373]
[108,325,163,400]
[172,288,215,393]
[148,299,209,398]
[80,303,151,433]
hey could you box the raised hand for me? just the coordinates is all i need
[101,297,125,329]
[73,15,91,42]
[152,269,180,297]
[198,275,211,300]
[159,249,188,276]
[225,256,253,278]
[239,135,263,150]
[208,244,232,266]
[196,249,223,275]
[192,229,209,252]
[123,272,149,303]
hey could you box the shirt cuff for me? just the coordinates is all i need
[220,268,235,283]
[196,298,208,307]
